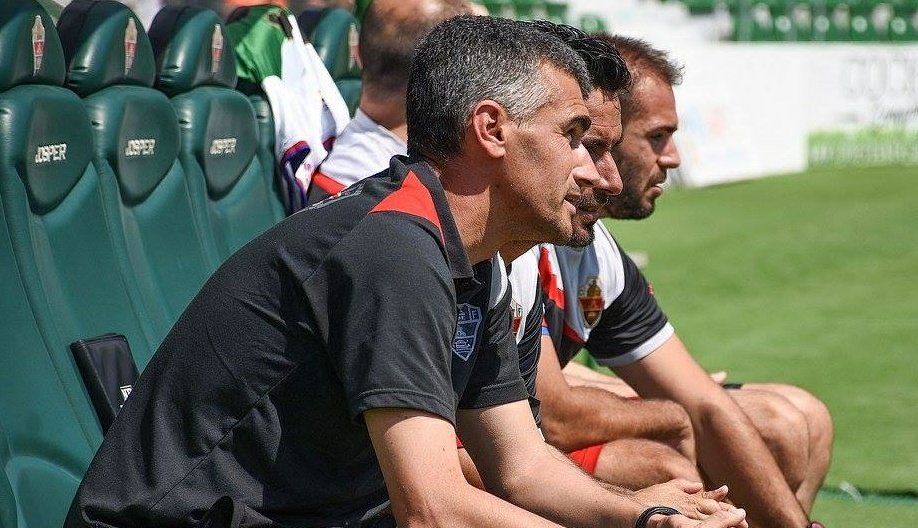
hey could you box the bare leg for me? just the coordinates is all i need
[592,438,701,489]
[729,388,809,493]
[740,383,833,511]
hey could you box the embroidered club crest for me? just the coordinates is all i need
[452,304,482,361]
[31,16,45,75]
[510,299,523,335]
[211,25,223,75]
[578,277,604,328]
[124,18,137,75]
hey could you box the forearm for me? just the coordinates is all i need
[541,385,692,452]
[489,442,645,528]
[416,483,564,528]
[693,400,809,528]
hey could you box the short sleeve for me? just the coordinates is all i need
[586,249,673,367]
[319,213,459,424]
[507,249,545,424]
[458,264,529,410]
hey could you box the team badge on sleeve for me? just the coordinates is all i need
[452,304,482,361]
[510,299,523,335]
[578,277,604,328]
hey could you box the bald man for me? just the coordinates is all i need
[306,0,472,204]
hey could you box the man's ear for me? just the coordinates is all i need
[470,100,509,159]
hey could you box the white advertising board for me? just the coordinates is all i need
[667,44,918,187]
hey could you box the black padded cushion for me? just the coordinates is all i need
[0,85,93,214]
[0,0,66,91]
[84,89,180,205]
[57,0,155,97]
[149,6,237,97]
[172,87,259,198]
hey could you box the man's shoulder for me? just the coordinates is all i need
[321,111,408,186]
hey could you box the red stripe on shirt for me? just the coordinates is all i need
[370,171,443,242]
[563,322,585,345]
[538,246,565,310]
[312,170,347,195]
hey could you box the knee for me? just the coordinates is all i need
[649,443,701,482]
[788,386,834,447]
[759,384,835,449]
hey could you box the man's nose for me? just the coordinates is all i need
[573,145,609,193]
[601,153,623,196]
[660,138,681,170]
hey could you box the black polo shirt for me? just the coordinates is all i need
[66,157,528,528]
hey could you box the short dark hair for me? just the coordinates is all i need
[529,21,631,98]
[359,0,470,96]
[407,16,591,162]
[594,35,683,120]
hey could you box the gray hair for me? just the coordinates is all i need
[406,16,591,162]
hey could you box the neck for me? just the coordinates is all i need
[433,157,508,266]
[500,241,537,263]
[359,89,408,143]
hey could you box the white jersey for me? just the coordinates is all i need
[512,222,673,368]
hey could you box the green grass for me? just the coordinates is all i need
[597,165,918,525]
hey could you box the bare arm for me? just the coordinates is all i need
[537,336,694,457]
[615,334,810,528]
[365,407,562,527]
[563,360,641,397]
[458,399,746,528]
[458,398,644,528]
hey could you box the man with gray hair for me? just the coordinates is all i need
[66,16,745,528]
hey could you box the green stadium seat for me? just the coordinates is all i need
[150,6,284,262]
[301,8,362,116]
[889,11,918,39]
[827,3,853,39]
[812,13,832,39]
[579,13,608,33]
[750,2,778,39]
[774,13,795,38]
[482,0,517,18]
[0,2,140,526]
[58,0,219,344]
[544,0,569,23]
[850,12,876,37]
[513,0,550,20]
[248,93,289,218]
[789,3,815,40]
[684,0,719,15]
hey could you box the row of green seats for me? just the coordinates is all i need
[680,0,918,16]
[481,0,570,22]
[733,4,918,40]
[479,0,610,33]
[0,1,293,526]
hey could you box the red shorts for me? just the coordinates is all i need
[568,444,604,474]
[459,436,604,475]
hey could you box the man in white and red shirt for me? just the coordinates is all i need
[513,34,831,528]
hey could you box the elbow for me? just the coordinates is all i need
[539,410,582,453]
[392,496,462,528]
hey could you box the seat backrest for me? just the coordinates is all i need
[302,7,362,116]
[249,92,287,218]
[58,0,219,343]
[0,2,120,526]
[150,6,285,261]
